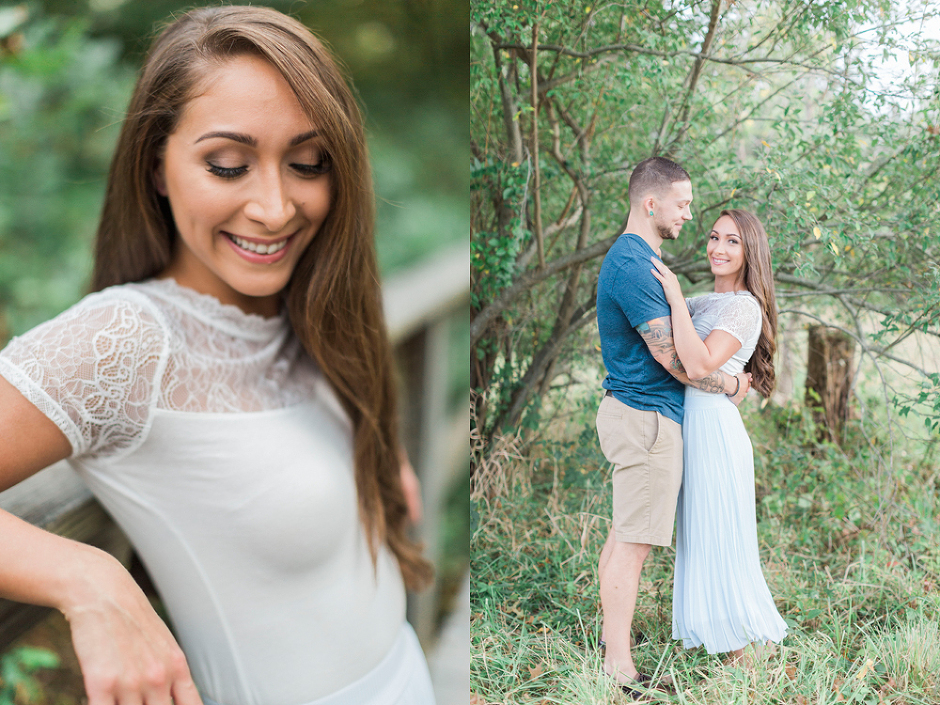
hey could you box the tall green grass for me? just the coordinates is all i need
[470,401,940,704]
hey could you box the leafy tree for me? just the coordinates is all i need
[471,0,940,442]
[0,9,134,337]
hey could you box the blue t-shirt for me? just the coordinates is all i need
[597,233,684,425]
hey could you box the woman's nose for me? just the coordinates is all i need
[243,170,297,232]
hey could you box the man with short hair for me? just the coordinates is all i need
[595,156,749,694]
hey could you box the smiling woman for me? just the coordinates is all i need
[155,54,333,315]
[0,6,435,705]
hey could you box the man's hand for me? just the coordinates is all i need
[727,372,751,406]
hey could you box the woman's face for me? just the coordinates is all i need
[156,54,332,316]
[707,215,745,283]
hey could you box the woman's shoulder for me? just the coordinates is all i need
[0,283,174,460]
[712,292,762,341]
[52,281,168,321]
[726,292,762,323]
[708,291,760,322]
[3,284,169,366]
[689,290,757,312]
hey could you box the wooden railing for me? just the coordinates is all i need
[0,241,469,651]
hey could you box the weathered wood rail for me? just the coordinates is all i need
[0,241,469,651]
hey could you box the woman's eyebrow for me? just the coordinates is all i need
[289,130,319,147]
[195,131,255,146]
[192,130,319,147]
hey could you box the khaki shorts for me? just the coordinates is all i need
[595,393,683,546]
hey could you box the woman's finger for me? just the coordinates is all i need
[399,453,423,524]
[140,673,177,705]
[142,693,173,705]
[113,693,144,705]
[651,257,674,275]
[84,689,117,705]
[170,678,205,705]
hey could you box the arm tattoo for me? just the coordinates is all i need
[637,319,731,394]
[688,370,728,394]
[636,320,683,369]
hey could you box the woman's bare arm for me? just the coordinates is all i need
[636,317,749,404]
[650,259,743,380]
[0,374,71,490]
[659,302,741,380]
[0,375,203,704]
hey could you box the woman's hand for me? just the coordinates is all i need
[399,453,423,525]
[650,257,686,308]
[62,552,204,705]
[728,372,752,406]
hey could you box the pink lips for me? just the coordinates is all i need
[222,231,293,264]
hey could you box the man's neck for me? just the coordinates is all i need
[624,213,664,256]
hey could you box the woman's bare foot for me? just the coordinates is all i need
[724,642,777,670]
[724,647,754,671]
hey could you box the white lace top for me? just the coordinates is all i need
[0,279,405,705]
[686,291,763,378]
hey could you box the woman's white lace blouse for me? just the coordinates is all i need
[686,291,762,377]
[0,278,405,705]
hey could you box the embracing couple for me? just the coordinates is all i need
[595,156,788,696]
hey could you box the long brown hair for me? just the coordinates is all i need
[92,6,431,588]
[720,209,777,398]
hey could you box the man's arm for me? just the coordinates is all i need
[636,316,748,402]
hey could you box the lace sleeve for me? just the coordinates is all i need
[0,290,170,459]
[713,295,762,345]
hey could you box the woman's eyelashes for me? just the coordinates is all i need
[290,157,331,177]
[205,155,331,180]
[206,163,247,179]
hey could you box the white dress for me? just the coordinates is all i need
[671,291,788,654]
[0,279,435,705]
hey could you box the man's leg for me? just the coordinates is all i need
[599,532,651,682]
[597,532,613,644]
[598,530,614,596]
[595,397,681,682]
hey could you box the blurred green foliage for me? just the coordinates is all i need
[0,646,59,704]
[0,0,468,337]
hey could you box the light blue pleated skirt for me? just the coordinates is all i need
[672,388,788,654]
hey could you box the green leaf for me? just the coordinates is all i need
[13,646,60,670]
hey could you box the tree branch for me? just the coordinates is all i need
[490,35,524,163]
[493,41,853,81]
[530,21,545,269]
[495,299,597,431]
[779,308,934,378]
[666,0,722,157]
[470,231,618,348]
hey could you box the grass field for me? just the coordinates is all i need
[470,397,940,704]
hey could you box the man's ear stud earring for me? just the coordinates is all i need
[649,210,654,216]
